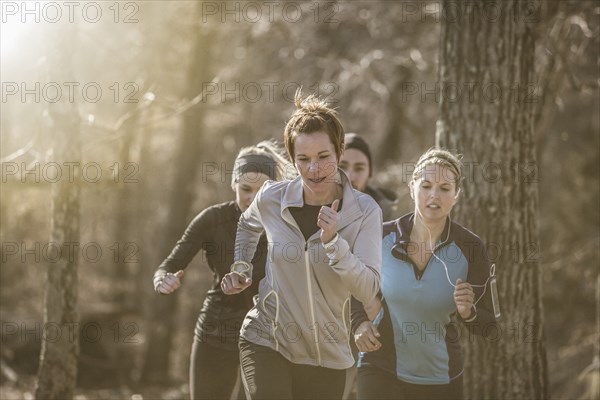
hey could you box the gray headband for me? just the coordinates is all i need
[414,154,461,182]
[234,154,278,182]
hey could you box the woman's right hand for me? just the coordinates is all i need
[157,270,184,294]
[354,321,381,352]
[221,272,252,295]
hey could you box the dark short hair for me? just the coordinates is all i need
[344,133,373,177]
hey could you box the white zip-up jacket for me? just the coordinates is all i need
[235,170,382,369]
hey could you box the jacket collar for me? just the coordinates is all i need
[281,168,364,234]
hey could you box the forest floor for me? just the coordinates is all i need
[1,330,598,400]
[0,376,189,400]
[545,329,599,400]
[2,342,599,400]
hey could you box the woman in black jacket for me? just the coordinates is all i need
[340,132,400,222]
[153,140,292,400]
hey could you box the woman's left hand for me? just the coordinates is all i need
[454,278,475,319]
[318,199,340,244]
[364,296,382,321]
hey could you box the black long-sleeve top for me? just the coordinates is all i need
[153,201,267,351]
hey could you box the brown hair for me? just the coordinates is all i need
[283,89,345,163]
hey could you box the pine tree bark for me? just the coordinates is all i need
[437,0,547,398]
[35,28,81,400]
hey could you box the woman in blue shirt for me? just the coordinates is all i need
[352,148,499,400]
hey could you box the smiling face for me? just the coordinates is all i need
[339,148,370,192]
[233,172,271,212]
[294,131,339,203]
[412,164,459,222]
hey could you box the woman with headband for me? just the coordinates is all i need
[352,148,499,400]
[221,92,382,399]
[153,140,293,400]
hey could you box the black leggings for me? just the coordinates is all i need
[190,339,241,400]
[356,364,463,400]
[239,338,347,399]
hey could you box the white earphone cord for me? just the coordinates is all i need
[415,206,493,306]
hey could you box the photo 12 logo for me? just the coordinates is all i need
[200,81,339,104]
[2,162,139,184]
[200,1,339,24]
[1,321,140,344]
[1,1,140,24]
[1,82,140,104]
[399,82,541,105]
[399,1,540,24]
[400,160,539,184]
[1,241,140,264]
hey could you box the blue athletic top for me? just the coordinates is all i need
[352,213,498,384]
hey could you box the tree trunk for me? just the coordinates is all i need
[140,4,213,384]
[379,68,423,163]
[437,0,547,398]
[35,29,81,400]
[113,105,139,310]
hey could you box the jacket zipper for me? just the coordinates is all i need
[409,241,450,281]
[305,241,322,365]
[282,207,323,366]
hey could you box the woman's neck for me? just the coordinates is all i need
[411,214,447,246]
[303,182,341,206]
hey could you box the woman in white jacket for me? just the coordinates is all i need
[221,91,382,399]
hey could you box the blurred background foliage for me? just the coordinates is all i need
[1,0,598,398]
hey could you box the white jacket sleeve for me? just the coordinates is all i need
[325,202,382,304]
[234,182,267,279]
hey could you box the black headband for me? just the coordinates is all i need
[234,154,278,182]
